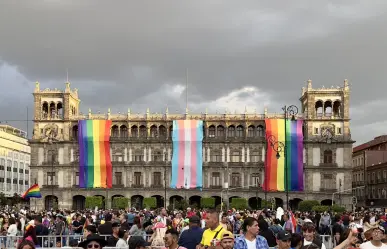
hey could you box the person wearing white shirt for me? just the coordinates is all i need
[360,227,387,249]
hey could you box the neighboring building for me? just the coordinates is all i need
[352,135,387,207]
[30,79,354,210]
[0,125,31,197]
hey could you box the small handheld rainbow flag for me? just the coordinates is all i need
[22,184,42,199]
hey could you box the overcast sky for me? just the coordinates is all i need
[0,0,386,145]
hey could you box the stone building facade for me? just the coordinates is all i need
[352,136,387,208]
[29,80,354,210]
[0,125,31,197]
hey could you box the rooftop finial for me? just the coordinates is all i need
[244,106,247,114]
[307,79,312,89]
[146,108,150,115]
[166,107,169,115]
[35,81,40,92]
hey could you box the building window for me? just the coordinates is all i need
[134,150,144,162]
[250,151,261,162]
[152,151,163,162]
[134,172,142,185]
[139,126,147,137]
[228,126,235,137]
[337,127,342,134]
[47,172,56,185]
[75,172,79,186]
[217,126,225,137]
[211,172,220,186]
[236,126,244,137]
[131,126,138,137]
[257,125,264,137]
[114,172,122,185]
[231,173,241,187]
[321,174,334,190]
[111,125,119,137]
[210,150,222,162]
[314,128,318,134]
[251,173,260,187]
[153,172,162,186]
[231,151,241,162]
[247,126,255,137]
[208,126,215,137]
[323,150,333,164]
[150,126,158,137]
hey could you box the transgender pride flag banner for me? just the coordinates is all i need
[170,120,203,189]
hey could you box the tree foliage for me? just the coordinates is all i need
[299,200,320,212]
[200,197,215,208]
[85,196,104,209]
[230,198,249,210]
[143,197,157,209]
[112,197,129,209]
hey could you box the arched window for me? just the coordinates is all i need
[217,126,225,137]
[152,151,163,162]
[323,150,333,164]
[72,125,78,139]
[111,125,119,138]
[139,125,147,137]
[131,126,138,137]
[159,125,167,138]
[150,125,158,137]
[248,126,255,137]
[315,101,323,117]
[228,126,235,137]
[236,125,244,137]
[120,125,128,138]
[208,125,216,137]
[257,125,264,137]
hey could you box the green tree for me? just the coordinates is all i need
[299,200,320,212]
[0,192,8,206]
[200,197,215,208]
[85,196,104,209]
[143,197,157,209]
[112,197,129,209]
[312,205,330,212]
[230,198,249,210]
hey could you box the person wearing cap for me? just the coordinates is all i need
[360,226,387,249]
[179,216,203,249]
[275,230,291,249]
[219,230,234,249]
[106,222,120,246]
[128,235,150,249]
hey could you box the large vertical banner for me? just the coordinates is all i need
[170,120,203,189]
[264,119,304,191]
[78,120,113,188]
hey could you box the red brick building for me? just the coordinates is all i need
[353,135,387,207]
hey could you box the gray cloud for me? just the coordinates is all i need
[1,0,387,144]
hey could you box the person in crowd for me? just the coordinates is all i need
[258,219,277,247]
[220,214,233,232]
[165,228,187,249]
[129,216,145,237]
[178,215,203,249]
[116,228,129,247]
[119,213,130,231]
[275,230,292,249]
[106,222,120,246]
[360,227,387,249]
[17,239,36,249]
[198,209,224,248]
[78,234,107,249]
[290,233,303,249]
[234,217,269,249]
[84,224,97,239]
[129,235,150,249]
[301,222,325,249]
[98,213,113,235]
[218,230,234,249]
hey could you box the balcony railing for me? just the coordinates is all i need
[319,188,337,192]
[210,185,222,189]
[319,163,338,167]
[151,184,163,188]
[131,184,144,188]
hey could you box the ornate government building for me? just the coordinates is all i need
[30,80,354,210]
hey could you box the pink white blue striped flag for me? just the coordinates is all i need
[171,120,203,189]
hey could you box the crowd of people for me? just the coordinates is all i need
[1,206,387,249]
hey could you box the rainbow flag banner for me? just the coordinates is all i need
[264,119,304,191]
[78,120,113,188]
[171,120,203,189]
[22,184,42,199]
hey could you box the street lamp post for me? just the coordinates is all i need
[267,105,298,210]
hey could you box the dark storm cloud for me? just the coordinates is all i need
[0,0,387,144]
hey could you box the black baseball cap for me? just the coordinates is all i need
[276,230,291,241]
[189,215,201,224]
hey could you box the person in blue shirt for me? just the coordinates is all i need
[178,215,204,249]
